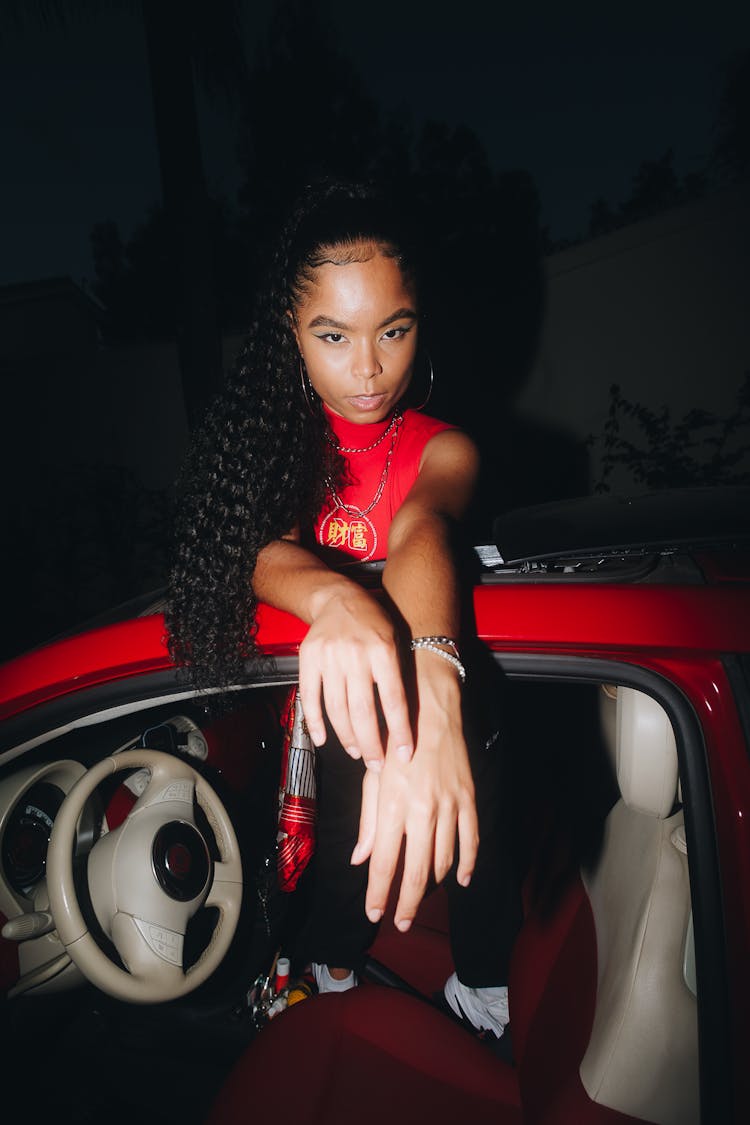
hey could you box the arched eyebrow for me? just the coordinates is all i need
[380,307,418,328]
[306,307,418,331]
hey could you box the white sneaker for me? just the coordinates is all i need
[312,963,358,993]
[443,972,509,1037]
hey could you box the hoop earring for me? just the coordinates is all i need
[299,357,316,415]
[412,350,434,411]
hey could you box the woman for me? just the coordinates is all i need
[168,181,519,1041]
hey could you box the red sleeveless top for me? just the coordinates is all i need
[312,407,455,562]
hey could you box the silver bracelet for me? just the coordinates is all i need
[410,638,466,683]
[410,635,460,656]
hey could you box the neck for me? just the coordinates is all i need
[323,404,396,446]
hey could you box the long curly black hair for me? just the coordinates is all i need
[166,180,420,689]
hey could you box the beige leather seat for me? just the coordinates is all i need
[583,685,698,1125]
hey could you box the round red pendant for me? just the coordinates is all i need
[318,508,378,561]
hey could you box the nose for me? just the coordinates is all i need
[352,339,382,381]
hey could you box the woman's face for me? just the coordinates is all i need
[292,244,418,424]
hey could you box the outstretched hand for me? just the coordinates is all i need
[350,659,479,930]
[298,588,414,770]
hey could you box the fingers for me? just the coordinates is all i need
[351,770,379,866]
[334,673,385,771]
[298,641,372,759]
[299,633,412,770]
[433,807,456,885]
[456,800,479,888]
[298,653,326,747]
[366,756,477,930]
[393,823,433,932]
[392,791,464,929]
[371,649,413,763]
[364,785,406,924]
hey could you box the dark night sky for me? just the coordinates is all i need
[2,1,749,289]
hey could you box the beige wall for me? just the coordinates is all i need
[517,184,750,487]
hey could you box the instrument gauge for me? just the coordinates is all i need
[2,782,65,895]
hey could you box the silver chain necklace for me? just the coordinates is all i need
[326,409,401,454]
[325,413,403,516]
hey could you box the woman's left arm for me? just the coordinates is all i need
[353,428,482,931]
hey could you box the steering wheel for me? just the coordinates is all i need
[46,750,242,1003]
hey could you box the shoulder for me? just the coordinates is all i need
[400,409,456,441]
[419,427,479,480]
[396,409,458,465]
[392,418,478,521]
[399,412,479,501]
[399,410,478,472]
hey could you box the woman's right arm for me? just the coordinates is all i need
[252,538,413,769]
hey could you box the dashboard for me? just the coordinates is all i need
[0,728,188,995]
[0,758,91,996]
[2,780,65,896]
[0,698,280,1000]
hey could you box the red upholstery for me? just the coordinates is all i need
[369,918,455,997]
[208,868,647,1124]
[208,987,521,1125]
[510,878,643,1124]
[369,880,453,997]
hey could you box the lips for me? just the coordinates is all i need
[347,394,388,413]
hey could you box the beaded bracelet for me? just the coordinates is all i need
[411,635,460,654]
[410,636,466,683]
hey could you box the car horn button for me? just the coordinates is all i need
[152,821,211,901]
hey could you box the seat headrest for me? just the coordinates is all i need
[600,685,678,818]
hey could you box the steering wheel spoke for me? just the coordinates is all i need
[206,860,243,914]
[112,913,185,978]
[135,759,197,813]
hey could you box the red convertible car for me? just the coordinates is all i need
[1,488,748,1125]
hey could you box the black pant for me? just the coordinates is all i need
[295,667,522,986]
